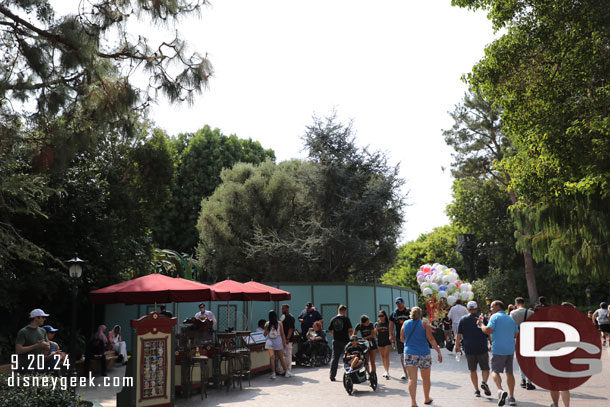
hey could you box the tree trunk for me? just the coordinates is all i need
[522,248,538,304]
[509,189,539,304]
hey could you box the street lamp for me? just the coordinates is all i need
[585,287,591,308]
[66,254,86,374]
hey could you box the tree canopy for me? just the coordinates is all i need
[197,115,405,283]
[453,0,610,278]
[152,126,275,254]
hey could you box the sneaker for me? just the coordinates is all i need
[508,396,516,406]
[382,372,388,378]
[330,377,336,382]
[285,370,294,378]
[526,382,536,390]
[498,390,508,406]
[270,373,276,380]
[481,381,491,396]
[475,390,481,397]
[400,374,407,380]
[520,379,526,388]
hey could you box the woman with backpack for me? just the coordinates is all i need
[265,310,294,379]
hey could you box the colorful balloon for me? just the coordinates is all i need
[447,295,456,306]
[422,287,433,297]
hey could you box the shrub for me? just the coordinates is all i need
[0,373,81,407]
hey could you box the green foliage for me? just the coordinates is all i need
[198,115,404,283]
[0,373,81,407]
[298,114,404,282]
[447,178,521,273]
[454,0,610,278]
[197,159,307,281]
[381,225,464,290]
[152,125,275,253]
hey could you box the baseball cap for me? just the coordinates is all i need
[395,297,404,304]
[305,302,313,308]
[467,301,478,310]
[29,309,49,318]
[42,325,59,333]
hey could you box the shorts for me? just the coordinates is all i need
[377,337,391,347]
[265,336,284,351]
[403,354,432,370]
[491,354,514,374]
[396,340,404,354]
[466,352,490,371]
[367,339,378,350]
[600,324,610,333]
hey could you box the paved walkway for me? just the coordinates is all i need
[80,347,610,407]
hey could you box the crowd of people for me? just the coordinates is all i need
[15,295,608,406]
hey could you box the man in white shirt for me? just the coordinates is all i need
[195,303,216,327]
[448,299,469,341]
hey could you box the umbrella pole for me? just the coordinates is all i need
[226,300,229,331]
[250,301,253,331]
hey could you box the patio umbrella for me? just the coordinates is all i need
[244,281,291,301]
[210,279,270,301]
[210,279,273,330]
[89,273,213,305]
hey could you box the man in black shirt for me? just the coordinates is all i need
[328,304,353,381]
[389,297,410,380]
[279,304,295,374]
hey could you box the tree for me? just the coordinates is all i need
[298,114,404,282]
[197,115,405,283]
[0,0,212,266]
[152,126,275,254]
[447,178,521,274]
[443,91,539,303]
[197,159,308,282]
[381,225,465,291]
[453,0,610,279]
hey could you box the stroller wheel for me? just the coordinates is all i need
[343,373,354,395]
[370,371,377,391]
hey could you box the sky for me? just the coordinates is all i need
[54,1,496,242]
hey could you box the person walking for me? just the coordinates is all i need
[264,310,293,379]
[455,301,492,398]
[401,306,443,407]
[509,297,536,390]
[354,314,377,372]
[592,302,610,346]
[448,299,469,342]
[376,310,392,379]
[389,297,410,380]
[327,304,352,381]
[480,300,519,407]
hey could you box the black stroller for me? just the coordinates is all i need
[342,339,377,395]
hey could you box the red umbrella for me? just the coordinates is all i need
[210,279,270,301]
[244,281,291,301]
[89,273,213,304]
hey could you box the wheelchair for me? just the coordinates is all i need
[295,337,331,367]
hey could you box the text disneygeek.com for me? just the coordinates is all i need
[6,372,133,391]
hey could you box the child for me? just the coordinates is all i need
[344,335,366,371]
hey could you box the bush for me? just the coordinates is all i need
[0,373,81,407]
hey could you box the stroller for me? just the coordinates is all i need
[342,339,377,395]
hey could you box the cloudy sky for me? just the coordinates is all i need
[55,1,496,242]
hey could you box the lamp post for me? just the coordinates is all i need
[585,287,591,308]
[66,254,85,372]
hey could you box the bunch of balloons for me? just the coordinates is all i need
[416,263,475,322]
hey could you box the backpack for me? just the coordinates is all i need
[269,324,279,339]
